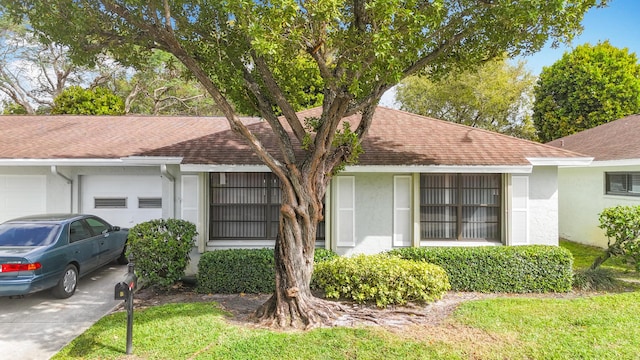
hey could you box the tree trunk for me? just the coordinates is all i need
[252,175,341,329]
[590,251,612,270]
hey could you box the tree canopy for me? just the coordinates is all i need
[396,57,537,140]
[533,41,640,142]
[3,0,605,328]
[51,85,125,115]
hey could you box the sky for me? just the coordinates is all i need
[381,0,640,107]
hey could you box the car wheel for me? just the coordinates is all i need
[117,251,129,265]
[117,246,129,265]
[52,264,78,299]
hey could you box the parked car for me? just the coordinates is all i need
[0,214,128,298]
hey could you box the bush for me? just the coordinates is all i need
[313,254,451,307]
[197,248,338,294]
[127,219,197,290]
[389,245,573,293]
[593,205,640,270]
[572,268,618,291]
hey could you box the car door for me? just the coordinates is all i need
[67,220,99,275]
[85,217,123,266]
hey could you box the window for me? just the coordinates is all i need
[69,220,91,242]
[85,217,109,235]
[420,173,501,241]
[605,172,640,196]
[209,173,325,241]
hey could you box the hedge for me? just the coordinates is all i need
[313,254,450,307]
[197,248,338,294]
[388,245,573,293]
[127,218,197,290]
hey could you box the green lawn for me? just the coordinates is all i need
[54,240,640,359]
[560,239,640,279]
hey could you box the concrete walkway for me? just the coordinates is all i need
[0,263,128,360]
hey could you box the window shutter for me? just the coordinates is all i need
[510,175,529,245]
[336,176,355,247]
[393,175,412,247]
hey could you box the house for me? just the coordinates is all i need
[547,114,640,248]
[0,107,590,272]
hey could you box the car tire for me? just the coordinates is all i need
[52,264,78,299]
[116,247,129,265]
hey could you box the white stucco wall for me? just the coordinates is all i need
[526,166,560,246]
[558,165,640,248]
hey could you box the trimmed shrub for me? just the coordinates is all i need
[313,254,451,307]
[197,248,338,294]
[389,245,573,293]
[127,219,197,290]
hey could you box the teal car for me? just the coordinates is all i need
[0,214,128,298]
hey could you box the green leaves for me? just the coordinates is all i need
[196,248,338,294]
[127,219,198,290]
[52,86,125,115]
[313,254,451,307]
[390,245,574,293]
[597,205,640,269]
[397,56,538,140]
[533,41,640,142]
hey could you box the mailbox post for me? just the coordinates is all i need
[114,261,137,355]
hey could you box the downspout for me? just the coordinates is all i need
[51,166,73,213]
[160,164,175,182]
[160,164,175,219]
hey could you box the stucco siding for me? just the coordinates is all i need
[558,165,640,248]
[526,166,559,246]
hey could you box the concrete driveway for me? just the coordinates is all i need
[0,263,128,360]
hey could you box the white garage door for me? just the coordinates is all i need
[80,175,162,228]
[0,175,47,223]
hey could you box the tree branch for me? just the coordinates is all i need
[252,53,307,143]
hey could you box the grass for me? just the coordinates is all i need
[54,292,640,359]
[53,240,640,360]
[54,302,461,359]
[560,239,640,279]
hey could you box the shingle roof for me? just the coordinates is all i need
[547,114,640,161]
[0,107,585,166]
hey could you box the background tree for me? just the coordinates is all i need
[112,49,223,116]
[0,14,101,114]
[396,57,537,140]
[5,0,604,328]
[533,41,640,142]
[51,85,125,115]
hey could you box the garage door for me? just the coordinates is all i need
[80,175,162,228]
[0,175,47,223]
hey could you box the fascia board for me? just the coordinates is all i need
[526,157,594,166]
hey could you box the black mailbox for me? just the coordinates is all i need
[114,281,129,300]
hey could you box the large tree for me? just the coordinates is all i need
[396,57,537,140]
[4,0,603,328]
[533,41,640,142]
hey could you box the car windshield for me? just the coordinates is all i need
[0,223,60,247]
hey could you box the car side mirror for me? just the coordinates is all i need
[111,226,121,232]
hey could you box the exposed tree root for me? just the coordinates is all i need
[252,294,346,329]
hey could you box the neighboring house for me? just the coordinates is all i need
[0,107,590,272]
[548,114,640,248]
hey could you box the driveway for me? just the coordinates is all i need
[0,263,128,360]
